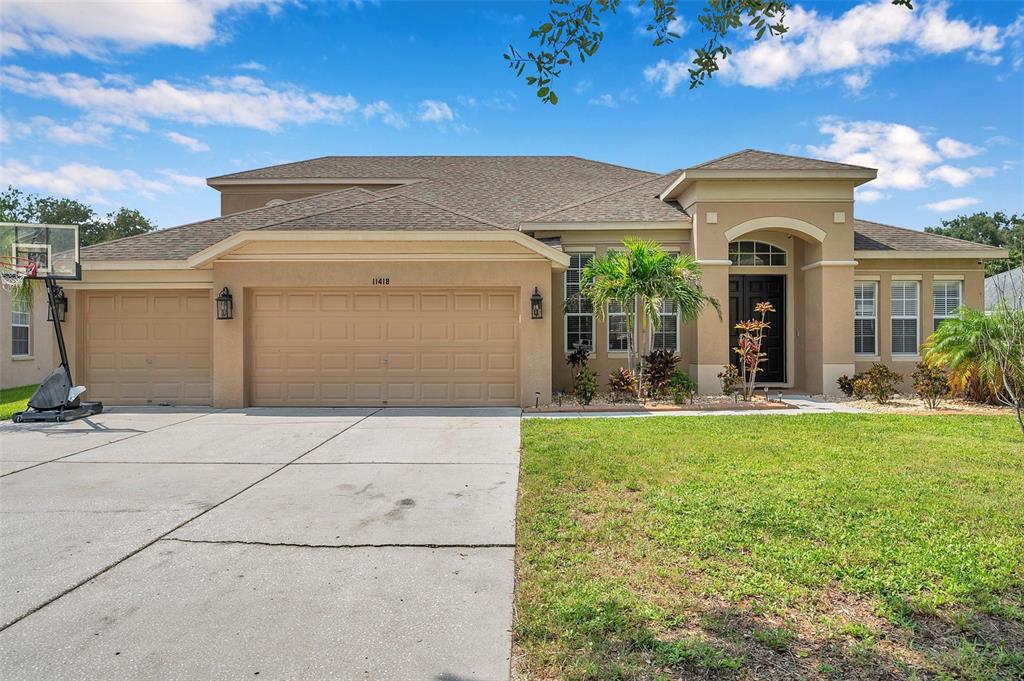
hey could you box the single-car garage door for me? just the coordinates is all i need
[83,290,212,405]
[249,289,519,406]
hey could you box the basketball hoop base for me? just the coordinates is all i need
[12,401,103,423]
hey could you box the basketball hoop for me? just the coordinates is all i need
[0,256,38,292]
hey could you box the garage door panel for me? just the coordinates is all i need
[249,289,519,406]
[83,291,212,405]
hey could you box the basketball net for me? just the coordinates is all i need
[0,257,38,292]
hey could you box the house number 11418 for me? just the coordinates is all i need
[372,277,390,286]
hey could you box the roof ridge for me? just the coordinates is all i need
[523,170,682,223]
[80,186,380,255]
[253,190,398,230]
[692,148,873,172]
[690,149,754,169]
[855,217,1005,251]
[208,155,337,181]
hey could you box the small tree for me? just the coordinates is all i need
[733,301,775,401]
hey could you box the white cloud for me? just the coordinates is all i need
[157,169,207,188]
[588,93,618,108]
[362,101,407,129]
[0,159,174,200]
[808,119,999,198]
[1,114,111,145]
[235,60,267,71]
[647,1,1010,95]
[924,197,981,212]
[1,66,362,132]
[936,137,982,158]
[574,79,592,94]
[417,99,454,123]
[165,131,210,152]
[1,0,282,57]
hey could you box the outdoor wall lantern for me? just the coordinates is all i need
[47,285,68,323]
[530,287,543,319]
[216,287,234,320]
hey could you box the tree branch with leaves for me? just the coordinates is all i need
[506,0,913,104]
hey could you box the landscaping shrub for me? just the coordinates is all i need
[836,373,862,397]
[574,366,598,405]
[642,350,679,398]
[861,363,903,404]
[912,362,948,409]
[852,376,871,400]
[718,363,740,396]
[566,346,590,391]
[607,368,637,403]
[668,371,698,405]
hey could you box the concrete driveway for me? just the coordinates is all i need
[0,406,521,680]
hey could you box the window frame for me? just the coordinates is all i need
[564,252,595,354]
[11,294,31,358]
[651,298,681,353]
[728,240,788,267]
[853,281,878,357]
[932,280,962,332]
[890,280,920,356]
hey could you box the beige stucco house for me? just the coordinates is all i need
[1,150,1008,407]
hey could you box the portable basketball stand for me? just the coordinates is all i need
[2,223,103,423]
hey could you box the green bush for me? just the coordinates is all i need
[861,363,903,404]
[607,368,637,403]
[574,366,598,406]
[912,362,948,409]
[836,373,862,397]
[668,371,698,405]
[717,363,740,396]
[566,345,590,391]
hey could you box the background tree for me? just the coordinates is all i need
[0,186,157,247]
[506,0,913,104]
[925,211,1023,276]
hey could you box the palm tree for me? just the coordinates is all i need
[579,238,720,397]
[923,304,1024,434]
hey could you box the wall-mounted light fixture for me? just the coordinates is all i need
[216,287,234,320]
[530,287,543,320]
[47,285,68,323]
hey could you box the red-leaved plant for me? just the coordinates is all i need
[733,301,775,401]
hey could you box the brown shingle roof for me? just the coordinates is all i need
[526,172,688,223]
[210,156,655,228]
[853,219,1005,252]
[691,149,874,172]
[264,194,502,231]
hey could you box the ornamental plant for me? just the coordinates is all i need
[718,363,740,396]
[912,362,948,410]
[641,349,679,399]
[607,367,637,403]
[861,363,903,404]
[574,366,598,406]
[733,301,775,401]
[669,371,698,405]
[566,345,590,392]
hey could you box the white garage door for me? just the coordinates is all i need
[83,290,212,405]
[248,289,520,406]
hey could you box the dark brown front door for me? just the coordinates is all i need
[729,275,786,383]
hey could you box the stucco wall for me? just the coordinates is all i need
[1,283,56,389]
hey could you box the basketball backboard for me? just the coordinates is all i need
[0,223,81,280]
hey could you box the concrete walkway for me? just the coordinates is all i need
[523,394,863,419]
[0,406,520,681]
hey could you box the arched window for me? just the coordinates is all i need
[728,241,787,267]
[265,198,286,207]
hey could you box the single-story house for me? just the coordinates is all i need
[2,150,1008,406]
[985,267,1023,311]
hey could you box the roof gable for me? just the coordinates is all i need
[690,149,873,172]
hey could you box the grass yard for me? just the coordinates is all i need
[0,384,36,420]
[516,414,1024,680]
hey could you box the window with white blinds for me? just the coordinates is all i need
[932,280,962,331]
[564,253,594,352]
[853,282,877,356]
[11,296,31,357]
[652,299,679,352]
[607,300,629,352]
[891,280,919,355]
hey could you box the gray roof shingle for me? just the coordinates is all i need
[690,149,874,172]
[853,219,1006,253]
[526,172,688,223]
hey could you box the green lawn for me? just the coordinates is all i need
[516,414,1024,680]
[0,384,36,420]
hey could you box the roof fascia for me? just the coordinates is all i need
[660,168,878,200]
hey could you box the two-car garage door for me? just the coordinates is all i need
[248,289,520,406]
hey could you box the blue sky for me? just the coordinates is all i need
[1,0,1022,231]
